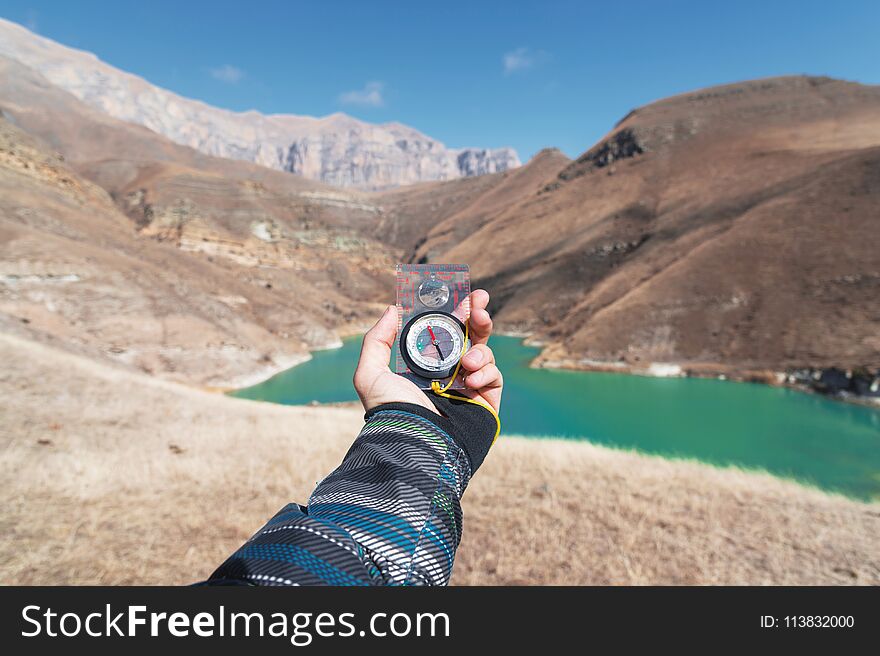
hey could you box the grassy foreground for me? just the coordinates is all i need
[1,332,877,585]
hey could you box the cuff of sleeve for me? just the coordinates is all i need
[364,397,496,474]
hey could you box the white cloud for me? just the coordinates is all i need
[503,47,548,75]
[339,81,385,107]
[24,10,39,32]
[210,65,244,84]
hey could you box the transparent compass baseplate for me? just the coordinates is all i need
[394,263,470,390]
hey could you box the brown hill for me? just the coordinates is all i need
[382,76,880,373]
[0,57,400,385]
[3,61,879,382]
[374,147,571,252]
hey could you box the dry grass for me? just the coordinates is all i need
[1,332,877,585]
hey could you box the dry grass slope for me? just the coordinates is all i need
[1,332,877,585]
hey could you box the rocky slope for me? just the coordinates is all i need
[375,146,572,252]
[2,40,878,390]
[381,76,880,378]
[0,86,396,386]
[0,18,519,190]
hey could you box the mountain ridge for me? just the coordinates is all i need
[0,17,520,189]
[0,59,401,386]
[380,74,880,379]
[1,43,878,392]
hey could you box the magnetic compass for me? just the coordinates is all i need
[400,311,468,380]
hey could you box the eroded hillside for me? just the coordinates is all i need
[0,112,394,386]
[2,62,879,386]
[382,76,880,375]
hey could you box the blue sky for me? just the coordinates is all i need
[3,1,879,160]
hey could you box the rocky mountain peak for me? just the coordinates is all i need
[0,18,520,190]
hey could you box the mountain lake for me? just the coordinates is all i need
[231,335,880,500]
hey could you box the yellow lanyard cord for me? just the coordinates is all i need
[429,319,502,445]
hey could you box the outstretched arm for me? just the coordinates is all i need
[205,291,502,586]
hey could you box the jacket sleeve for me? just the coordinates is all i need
[205,398,496,586]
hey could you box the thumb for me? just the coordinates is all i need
[357,305,397,375]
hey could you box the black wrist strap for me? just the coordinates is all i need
[364,396,497,474]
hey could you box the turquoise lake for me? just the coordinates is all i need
[232,335,880,500]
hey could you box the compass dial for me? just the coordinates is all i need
[400,312,467,379]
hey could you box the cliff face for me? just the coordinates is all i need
[0,18,519,190]
[270,118,519,188]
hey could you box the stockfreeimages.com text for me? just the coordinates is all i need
[21,604,450,646]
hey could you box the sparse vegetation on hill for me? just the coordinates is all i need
[2,58,878,389]
[1,334,877,585]
[1,28,879,587]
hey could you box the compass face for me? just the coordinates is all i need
[417,279,450,308]
[401,312,467,379]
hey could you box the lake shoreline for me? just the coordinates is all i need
[531,354,880,410]
[216,330,880,412]
[227,334,880,499]
[207,323,378,393]
[4,328,878,585]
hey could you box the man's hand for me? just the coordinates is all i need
[353,289,503,415]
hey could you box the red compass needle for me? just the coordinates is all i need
[426,325,445,360]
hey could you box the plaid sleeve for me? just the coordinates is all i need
[205,403,474,586]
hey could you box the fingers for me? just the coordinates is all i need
[462,344,501,391]
[460,332,502,413]
[469,288,490,313]
[460,343,494,371]
[464,363,503,391]
[356,305,397,378]
[467,289,493,345]
[452,289,493,345]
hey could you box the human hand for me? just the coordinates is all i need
[353,289,503,415]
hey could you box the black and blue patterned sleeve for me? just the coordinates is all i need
[206,398,497,586]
